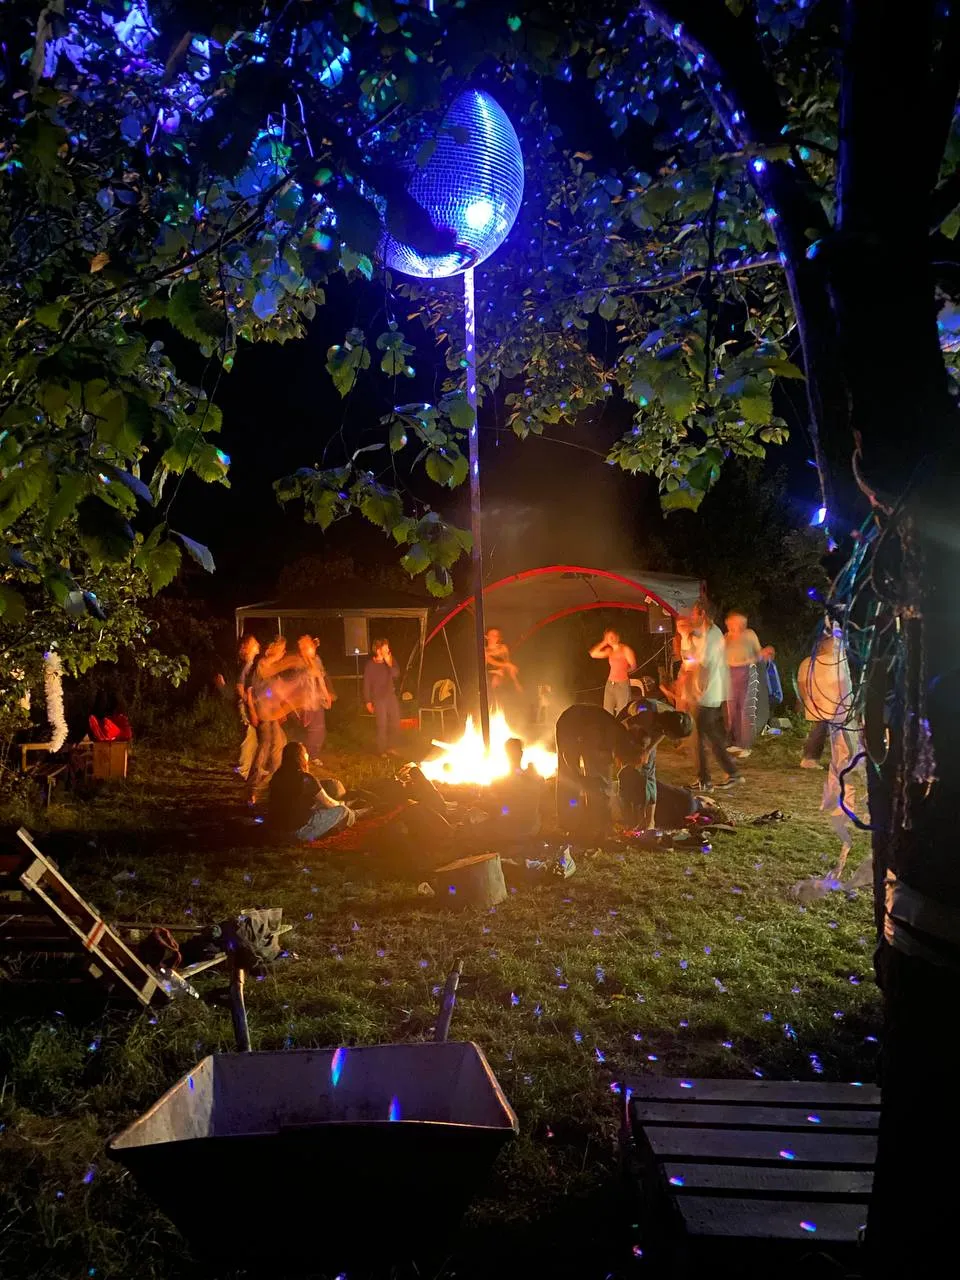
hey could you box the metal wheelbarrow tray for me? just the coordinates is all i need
[108,1040,518,1269]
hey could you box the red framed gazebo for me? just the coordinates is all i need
[425,564,703,650]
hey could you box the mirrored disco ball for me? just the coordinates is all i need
[378,89,524,280]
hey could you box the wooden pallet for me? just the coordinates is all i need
[625,1076,879,1277]
[0,827,169,1006]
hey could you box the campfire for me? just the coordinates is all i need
[420,710,557,787]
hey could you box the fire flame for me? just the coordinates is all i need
[420,709,557,787]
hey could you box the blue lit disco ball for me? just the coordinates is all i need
[378,89,524,280]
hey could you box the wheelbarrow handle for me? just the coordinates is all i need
[434,959,464,1043]
[228,957,252,1053]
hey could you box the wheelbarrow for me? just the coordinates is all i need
[108,961,518,1271]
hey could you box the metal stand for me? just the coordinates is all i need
[463,268,490,749]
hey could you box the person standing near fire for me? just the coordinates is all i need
[485,628,522,695]
[590,628,637,716]
[364,638,402,756]
[235,633,260,782]
[292,634,334,764]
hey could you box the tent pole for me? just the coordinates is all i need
[464,267,490,749]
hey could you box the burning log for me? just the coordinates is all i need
[420,710,556,789]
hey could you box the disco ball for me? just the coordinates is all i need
[378,89,524,280]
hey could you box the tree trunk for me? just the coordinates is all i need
[831,4,960,1272]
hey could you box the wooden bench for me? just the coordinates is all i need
[624,1075,879,1277]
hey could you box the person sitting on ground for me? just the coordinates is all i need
[267,742,356,841]
[480,737,545,843]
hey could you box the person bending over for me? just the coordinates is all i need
[268,742,356,841]
[554,702,648,832]
[615,698,693,829]
[589,629,637,717]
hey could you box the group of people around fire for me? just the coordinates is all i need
[236,632,402,802]
[233,600,861,866]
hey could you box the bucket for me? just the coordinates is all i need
[108,1041,517,1268]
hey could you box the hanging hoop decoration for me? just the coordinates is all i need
[377,89,524,280]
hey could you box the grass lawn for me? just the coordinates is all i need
[0,725,880,1280]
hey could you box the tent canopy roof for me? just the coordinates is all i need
[235,583,430,621]
[426,564,702,647]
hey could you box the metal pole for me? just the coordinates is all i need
[463,267,490,749]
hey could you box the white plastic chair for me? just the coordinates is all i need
[419,678,459,734]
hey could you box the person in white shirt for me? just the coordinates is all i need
[688,601,743,791]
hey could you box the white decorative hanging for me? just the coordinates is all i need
[44,649,68,752]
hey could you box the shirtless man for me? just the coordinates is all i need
[589,628,637,716]
[485,628,521,693]
[724,611,775,757]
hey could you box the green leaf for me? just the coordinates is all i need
[0,461,50,531]
[389,418,409,452]
[661,486,704,512]
[46,474,91,533]
[764,358,805,379]
[425,566,453,597]
[35,301,65,330]
[381,348,408,376]
[659,374,697,421]
[173,531,216,573]
[358,487,404,531]
[135,538,182,592]
[739,380,774,425]
[400,543,431,576]
[76,496,135,565]
[440,391,475,432]
[326,335,371,395]
[425,451,457,487]
[0,583,26,625]
[598,296,619,321]
[941,209,960,240]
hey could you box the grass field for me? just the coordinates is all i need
[0,724,879,1280]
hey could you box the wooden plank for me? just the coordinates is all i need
[643,1125,877,1167]
[624,1076,879,1108]
[661,1162,873,1198]
[676,1196,867,1242]
[10,827,167,1006]
[631,1101,879,1132]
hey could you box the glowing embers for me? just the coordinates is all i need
[419,709,556,787]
